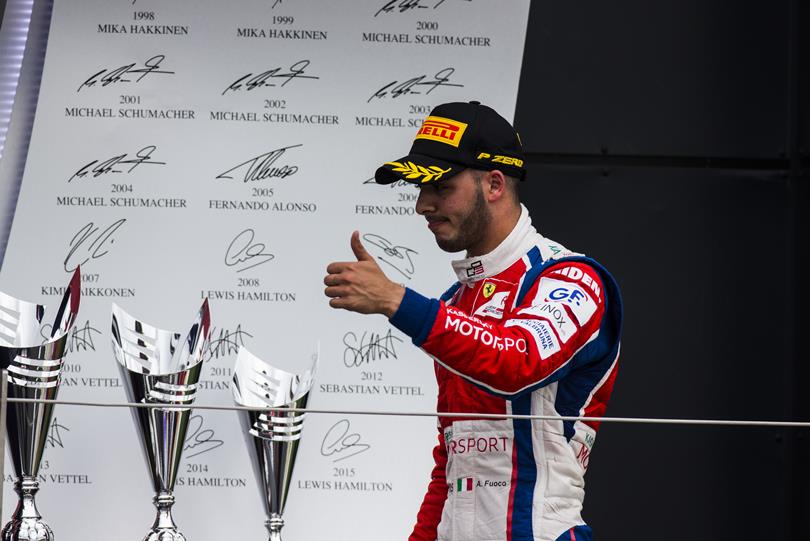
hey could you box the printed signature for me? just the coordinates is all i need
[183,415,225,459]
[320,419,371,463]
[41,320,101,353]
[205,324,254,362]
[369,67,463,102]
[63,219,126,273]
[216,144,301,183]
[68,145,165,183]
[225,229,275,273]
[77,55,174,92]
[45,417,70,449]
[343,329,403,368]
[222,60,318,94]
[362,233,418,280]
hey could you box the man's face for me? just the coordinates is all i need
[414,169,492,253]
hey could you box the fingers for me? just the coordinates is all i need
[326,261,354,274]
[328,297,351,310]
[350,230,373,262]
[324,285,347,298]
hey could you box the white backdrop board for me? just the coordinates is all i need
[0,1,529,538]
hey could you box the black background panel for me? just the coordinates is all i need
[514,0,790,159]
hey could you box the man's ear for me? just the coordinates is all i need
[485,170,507,202]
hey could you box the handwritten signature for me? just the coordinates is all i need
[216,144,301,183]
[369,67,463,102]
[77,55,174,92]
[63,219,126,273]
[376,0,427,16]
[68,145,165,183]
[375,0,468,17]
[183,415,225,459]
[41,320,101,352]
[320,419,371,463]
[223,60,318,95]
[205,324,254,362]
[363,233,418,280]
[363,176,412,189]
[45,417,70,449]
[225,229,275,273]
[343,329,403,368]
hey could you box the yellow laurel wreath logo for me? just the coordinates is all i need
[385,161,452,183]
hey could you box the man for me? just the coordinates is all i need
[324,101,622,541]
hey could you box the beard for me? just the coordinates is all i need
[435,182,492,253]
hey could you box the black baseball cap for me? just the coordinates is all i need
[375,101,526,185]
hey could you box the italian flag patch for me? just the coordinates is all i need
[456,477,474,492]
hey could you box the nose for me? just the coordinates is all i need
[415,187,435,215]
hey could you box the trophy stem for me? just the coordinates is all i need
[142,491,186,541]
[266,513,284,541]
[1,477,54,541]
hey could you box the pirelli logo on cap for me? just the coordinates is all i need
[415,116,468,147]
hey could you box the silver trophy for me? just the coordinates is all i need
[111,300,211,541]
[232,347,317,541]
[1,269,81,541]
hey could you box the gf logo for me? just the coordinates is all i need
[548,287,586,306]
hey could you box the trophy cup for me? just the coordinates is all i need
[232,347,317,541]
[1,269,81,541]
[111,300,211,541]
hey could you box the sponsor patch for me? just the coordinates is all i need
[534,277,597,326]
[473,291,508,320]
[550,265,602,299]
[465,260,484,278]
[415,115,468,147]
[445,315,527,352]
[448,436,509,455]
[482,282,496,298]
[517,302,577,343]
[504,318,561,359]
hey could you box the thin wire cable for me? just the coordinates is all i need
[7,397,810,428]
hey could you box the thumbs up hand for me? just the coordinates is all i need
[349,229,374,262]
[324,231,405,316]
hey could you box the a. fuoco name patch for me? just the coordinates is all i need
[533,277,597,326]
[415,116,468,147]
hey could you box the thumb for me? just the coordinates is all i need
[351,231,373,262]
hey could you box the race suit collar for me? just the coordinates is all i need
[451,204,538,284]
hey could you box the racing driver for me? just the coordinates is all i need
[324,101,623,541]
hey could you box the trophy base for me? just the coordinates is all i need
[142,529,186,541]
[1,518,55,541]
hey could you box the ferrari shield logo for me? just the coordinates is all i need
[482,282,496,298]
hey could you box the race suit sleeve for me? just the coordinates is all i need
[408,428,448,541]
[390,262,606,398]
